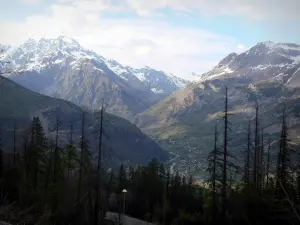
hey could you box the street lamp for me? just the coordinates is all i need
[122,189,127,216]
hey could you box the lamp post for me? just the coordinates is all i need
[122,189,127,224]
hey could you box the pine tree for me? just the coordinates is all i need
[266,137,271,188]
[276,106,294,191]
[221,86,229,219]
[118,164,127,192]
[253,102,259,188]
[77,112,85,202]
[53,110,61,185]
[28,117,48,190]
[244,120,251,188]
[0,124,3,179]
[65,120,76,179]
[13,120,17,166]
[51,110,63,211]
[94,103,104,225]
[259,129,264,189]
[207,125,222,221]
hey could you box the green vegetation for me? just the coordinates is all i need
[0,87,299,225]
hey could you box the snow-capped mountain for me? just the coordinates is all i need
[1,36,189,121]
[103,59,188,96]
[2,36,188,94]
[200,41,300,82]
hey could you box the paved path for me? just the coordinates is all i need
[106,212,155,225]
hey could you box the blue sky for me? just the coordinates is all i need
[1,0,300,79]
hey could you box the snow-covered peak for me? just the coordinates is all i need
[249,41,300,56]
[3,36,189,95]
[199,41,300,82]
[15,36,83,58]
[256,41,276,49]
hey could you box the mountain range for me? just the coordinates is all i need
[1,36,188,121]
[2,37,300,178]
[136,41,300,177]
[0,74,169,167]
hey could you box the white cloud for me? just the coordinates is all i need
[0,0,257,79]
[23,0,40,3]
[236,44,249,54]
[125,0,300,20]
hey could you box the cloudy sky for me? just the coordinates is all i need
[1,0,300,79]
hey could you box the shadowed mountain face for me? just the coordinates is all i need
[0,75,169,167]
[1,36,188,121]
[136,41,300,178]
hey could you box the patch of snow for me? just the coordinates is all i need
[93,67,104,73]
[278,43,300,52]
[248,84,257,92]
[167,73,187,88]
[203,66,234,81]
[151,88,164,94]
[106,63,127,75]
[54,59,63,64]
[292,55,300,63]
[223,67,234,73]
[133,71,146,81]
[287,65,300,84]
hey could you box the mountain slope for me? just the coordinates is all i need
[136,41,300,177]
[1,37,188,121]
[0,74,169,166]
[104,60,188,97]
[201,41,300,82]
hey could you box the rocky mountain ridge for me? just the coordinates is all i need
[136,41,300,178]
[1,36,189,121]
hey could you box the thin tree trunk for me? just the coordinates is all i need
[245,120,251,188]
[260,129,264,190]
[212,125,218,220]
[221,86,228,220]
[13,120,17,166]
[0,124,2,179]
[94,104,104,225]
[253,102,259,188]
[266,137,271,188]
[78,112,85,202]
[53,111,60,184]
[67,120,74,179]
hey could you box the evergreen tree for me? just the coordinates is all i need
[259,129,265,189]
[221,86,229,219]
[77,112,85,202]
[65,120,77,179]
[266,137,271,188]
[276,106,294,191]
[207,125,222,220]
[28,117,48,190]
[13,120,17,166]
[0,124,3,179]
[244,120,251,188]
[253,102,260,188]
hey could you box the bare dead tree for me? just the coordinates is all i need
[94,101,105,225]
